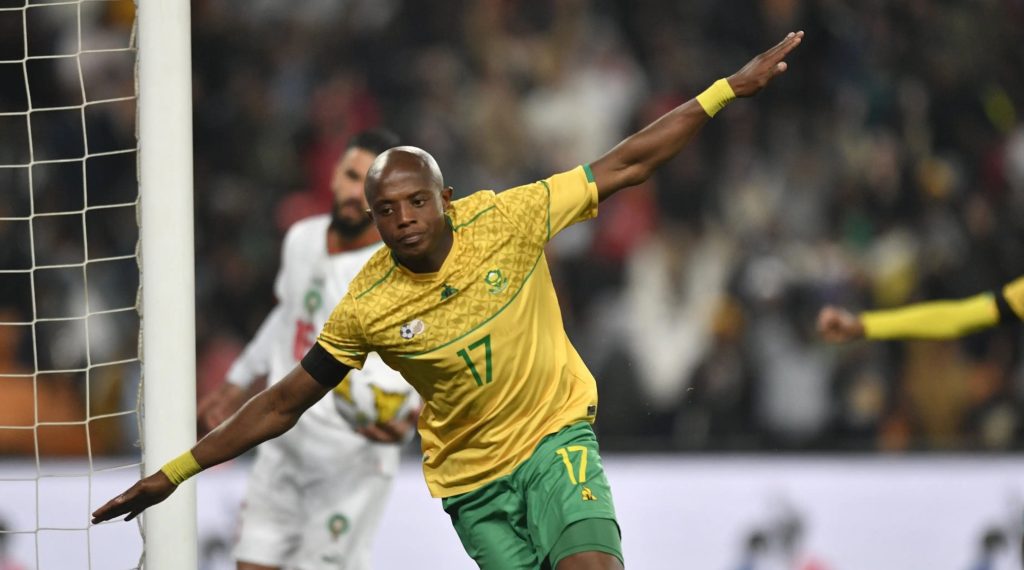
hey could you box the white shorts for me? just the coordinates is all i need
[233,404,401,570]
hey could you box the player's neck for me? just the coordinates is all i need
[326,226,381,255]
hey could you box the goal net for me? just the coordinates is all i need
[0,1,195,569]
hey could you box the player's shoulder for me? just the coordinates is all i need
[347,246,399,302]
[284,213,331,242]
[281,213,330,256]
[277,214,329,267]
[448,190,499,229]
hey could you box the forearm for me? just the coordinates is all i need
[192,365,329,470]
[862,293,999,340]
[595,99,712,192]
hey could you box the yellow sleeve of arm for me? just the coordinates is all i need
[1000,275,1024,320]
[861,293,1000,340]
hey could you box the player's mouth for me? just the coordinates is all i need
[398,232,425,246]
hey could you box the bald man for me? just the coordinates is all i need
[94,32,804,569]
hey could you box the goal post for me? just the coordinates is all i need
[137,0,197,569]
[0,0,196,567]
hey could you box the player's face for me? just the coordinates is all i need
[329,147,376,237]
[368,168,452,266]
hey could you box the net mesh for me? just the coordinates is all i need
[0,0,144,568]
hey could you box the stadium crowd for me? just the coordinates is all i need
[3,0,1024,454]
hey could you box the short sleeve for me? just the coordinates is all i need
[273,224,300,301]
[999,276,1024,322]
[226,304,284,388]
[495,165,599,244]
[316,292,370,369]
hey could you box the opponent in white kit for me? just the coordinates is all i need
[198,129,419,570]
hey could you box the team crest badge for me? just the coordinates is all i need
[303,288,322,316]
[484,269,509,294]
[400,319,426,339]
[327,513,349,541]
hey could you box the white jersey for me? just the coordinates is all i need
[227,214,418,570]
[227,214,416,427]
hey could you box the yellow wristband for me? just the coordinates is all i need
[160,450,202,485]
[696,78,736,117]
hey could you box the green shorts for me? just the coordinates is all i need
[442,422,622,569]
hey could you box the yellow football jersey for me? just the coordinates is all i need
[1002,275,1024,319]
[318,165,600,497]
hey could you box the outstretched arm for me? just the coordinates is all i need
[91,363,341,523]
[590,31,803,202]
[817,294,1004,343]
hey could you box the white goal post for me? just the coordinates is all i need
[137,0,197,569]
[0,0,197,568]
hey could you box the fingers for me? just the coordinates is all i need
[205,408,227,430]
[816,308,835,335]
[92,475,169,524]
[92,493,132,524]
[380,419,410,440]
[358,423,400,443]
[766,31,804,62]
[358,418,412,443]
[816,306,861,343]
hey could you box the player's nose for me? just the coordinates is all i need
[394,203,416,227]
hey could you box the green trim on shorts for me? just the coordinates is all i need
[443,422,621,569]
[547,518,623,568]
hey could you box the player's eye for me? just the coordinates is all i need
[411,198,426,207]
[377,205,393,216]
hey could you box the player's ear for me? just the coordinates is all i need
[440,186,454,211]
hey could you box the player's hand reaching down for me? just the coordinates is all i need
[816,306,866,343]
[91,470,176,524]
[727,31,804,97]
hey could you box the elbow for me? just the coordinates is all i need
[265,390,304,439]
[618,162,653,189]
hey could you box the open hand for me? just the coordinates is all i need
[816,305,865,343]
[91,471,176,524]
[727,31,804,97]
[357,409,419,444]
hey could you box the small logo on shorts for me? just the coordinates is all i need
[586,404,597,417]
[581,487,597,501]
[400,319,426,339]
[327,513,349,541]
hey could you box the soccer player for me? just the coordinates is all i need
[816,276,1024,343]
[198,128,421,570]
[93,32,805,569]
